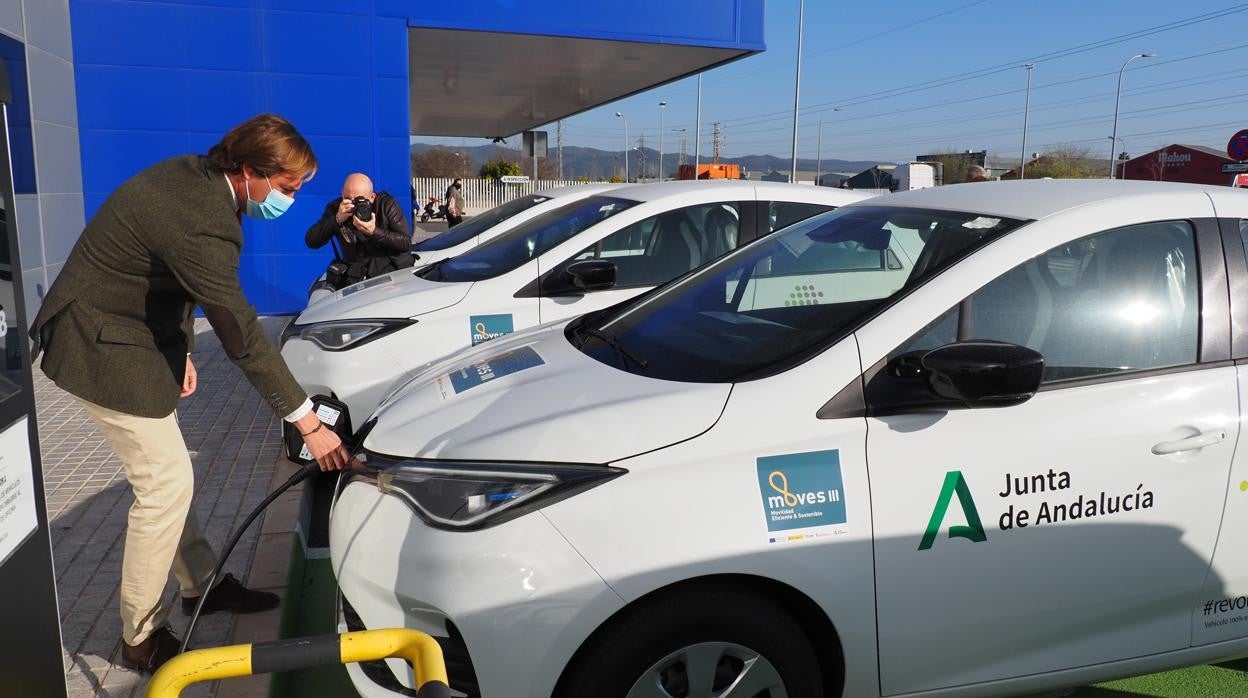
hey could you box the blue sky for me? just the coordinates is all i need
[423,1,1248,164]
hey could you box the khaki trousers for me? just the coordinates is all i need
[77,398,217,645]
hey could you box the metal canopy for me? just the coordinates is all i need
[408,27,751,138]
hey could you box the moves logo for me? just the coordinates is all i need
[447,346,545,394]
[470,314,514,346]
[756,450,847,533]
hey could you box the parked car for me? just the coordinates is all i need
[331,180,1248,698]
[306,184,621,307]
[282,181,869,423]
[411,183,623,262]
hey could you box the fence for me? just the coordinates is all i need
[412,177,610,216]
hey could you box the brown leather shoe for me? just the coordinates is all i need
[119,625,181,675]
[181,572,279,616]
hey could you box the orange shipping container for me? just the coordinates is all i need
[676,163,741,180]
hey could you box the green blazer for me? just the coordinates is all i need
[29,155,307,419]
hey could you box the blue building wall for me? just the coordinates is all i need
[68,0,764,314]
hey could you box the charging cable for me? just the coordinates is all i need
[179,460,321,654]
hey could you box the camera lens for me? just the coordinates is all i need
[352,196,373,222]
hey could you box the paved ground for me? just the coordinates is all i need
[39,317,290,697]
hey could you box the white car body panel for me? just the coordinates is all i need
[366,327,730,464]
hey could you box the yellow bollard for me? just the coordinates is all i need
[146,628,449,698]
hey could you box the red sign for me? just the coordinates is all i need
[1229,130,1248,161]
[1235,173,1248,188]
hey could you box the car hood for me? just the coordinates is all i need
[364,324,731,464]
[297,271,472,323]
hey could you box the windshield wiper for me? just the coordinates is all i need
[576,325,647,371]
[417,256,451,280]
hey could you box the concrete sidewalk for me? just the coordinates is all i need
[39,317,298,698]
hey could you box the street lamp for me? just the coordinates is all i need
[1020,64,1034,180]
[1109,53,1155,178]
[816,107,842,185]
[658,101,667,180]
[615,111,629,182]
[790,0,805,182]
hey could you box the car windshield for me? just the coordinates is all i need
[418,196,638,283]
[570,205,1028,382]
[413,194,552,252]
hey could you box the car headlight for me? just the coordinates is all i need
[358,452,625,530]
[281,319,414,352]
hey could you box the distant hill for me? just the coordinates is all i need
[411,142,888,180]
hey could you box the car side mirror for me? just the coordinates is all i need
[920,341,1044,408]
[545,259,617,295]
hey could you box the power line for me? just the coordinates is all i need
[702,5,1248,133]
[714,41,1248,139]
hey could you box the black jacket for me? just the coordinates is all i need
[306,191,411,260]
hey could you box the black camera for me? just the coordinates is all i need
[352,196,374,222]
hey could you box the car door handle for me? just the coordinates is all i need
[1151,430,1226,455]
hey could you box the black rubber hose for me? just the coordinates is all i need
[179,461,321,654]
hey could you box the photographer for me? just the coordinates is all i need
[305,173,413,293]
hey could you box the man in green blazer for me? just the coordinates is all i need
[29,114,354,673]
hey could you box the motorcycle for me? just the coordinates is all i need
[420,196,449,223]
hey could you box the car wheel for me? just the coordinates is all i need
[557,587,823,698]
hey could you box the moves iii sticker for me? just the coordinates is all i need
[470,314,514,346]
[448,346,544,394]
[757,449,847,540]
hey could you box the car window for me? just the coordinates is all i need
[569,205,1026,382]
[418,196,638,283]
[413,194,551,252]
[568,203,741,288]
[896,220,1199,383]
[768,201,833,233]
[1241,219,1248,252]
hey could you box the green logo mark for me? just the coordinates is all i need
[918,470,987,551]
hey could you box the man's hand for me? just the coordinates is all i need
[334,197,354,224]
[181,355,197,398]
[294,411,360,472]
[352,212,377,236]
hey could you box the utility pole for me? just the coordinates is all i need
[615,111,629,181]
[1020,64,1034,180]
[557,119,564,180]
[658,101,667,180]
[711,122,723,164]
[637,134,647,181]
[694,74,702,176]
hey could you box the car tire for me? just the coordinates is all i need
[556,586,823,698]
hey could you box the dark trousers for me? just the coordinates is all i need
[447,213,463,227]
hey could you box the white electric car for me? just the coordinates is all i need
[305,184,621,307]
[410,183,622,263]
[332,180,1248,698]
[282,181,869,422]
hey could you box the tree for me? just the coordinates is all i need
[518,157,559,180]
[478,157,523,180]
[1026,144,1101,179]
[919,151,984,184]
[411,147,468,178]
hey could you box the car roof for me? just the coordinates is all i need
[858,179,1230,220]
[535,182,622,197]
[605,179,868,203]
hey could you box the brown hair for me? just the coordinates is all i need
[207,113,317,180]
